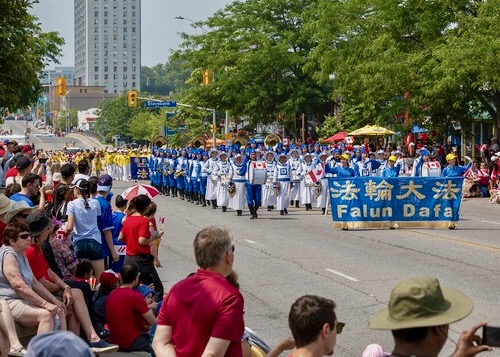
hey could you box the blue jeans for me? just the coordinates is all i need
[74,239,104,260]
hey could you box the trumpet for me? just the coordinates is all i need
[162,160,169,175]
[168,162,174,175]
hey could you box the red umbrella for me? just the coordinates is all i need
[322,131,348,143]
[121,184,160,200]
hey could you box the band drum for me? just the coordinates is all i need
[422,161,441,177]
[248,162,267,185]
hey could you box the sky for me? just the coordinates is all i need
[31,0,233,68]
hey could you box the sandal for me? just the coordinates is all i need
[8,347,27,357]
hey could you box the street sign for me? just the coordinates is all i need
[145,101,177,108]
[166,129,175,136]
[178,125,186,132]
[165,112,176,118]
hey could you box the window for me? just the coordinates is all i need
[123,35,127,41]
[104,74,108,80]
[123,82,128,87]
[113,27,117,32]
[123,27,127,32]
[123,43,127,49]
[114,66,118,72]
[123,66,127,72]
[132,74,136,80]
[132,27,136,33]
[104,66,108,72]
[132,82,136,87]
[95,74,99,80]
[95,11,98,17]
[123,74,128,79]
[123,19,127,25]
[113,74,118,80]
[94,66,99,72]
[104,11,108,17]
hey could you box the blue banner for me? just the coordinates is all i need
[130,156,150,180]
[328,177,464,228]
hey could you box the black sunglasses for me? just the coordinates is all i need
[17,213,30,219]
[18,233,31,240]
[336,322,345,334]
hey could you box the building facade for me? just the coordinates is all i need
[74,0,141,94]
[41,67,75,86]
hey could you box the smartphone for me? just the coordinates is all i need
[483,325,500,347]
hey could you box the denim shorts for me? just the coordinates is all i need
[74,239,104,260]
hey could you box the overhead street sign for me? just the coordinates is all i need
[145,101,177,108]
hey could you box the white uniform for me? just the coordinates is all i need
[274,161,292,212]
[316,162,328,209]
[204,157,219,201]
[300,160,316,206]
[213,159,233,207]
[261,159,277,208]
[289,157,302,202]
[229,161,246,211]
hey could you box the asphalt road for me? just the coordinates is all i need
[5,120,500,356]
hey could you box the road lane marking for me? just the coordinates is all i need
[409,230,500,253]
[244,239,257,244]
[480,220,500,226]
[325,269,360,282]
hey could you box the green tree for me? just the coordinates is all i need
[129,111,165,141]
[306,0,500,135]
[0,0,64,113]
[174,0,333,132]
[95,93,136,142]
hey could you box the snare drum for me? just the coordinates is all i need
[421,161,441,177]
[248,161,267,185]
[220,174,229,186]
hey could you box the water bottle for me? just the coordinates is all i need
[54,314,61,331]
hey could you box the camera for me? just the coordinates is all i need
[483,325,500,347]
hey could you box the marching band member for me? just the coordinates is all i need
[213,150,233,212]
[185,150,194,203]
[393,150,410,176]
[205,148,219,208]
[325,153,355,178]
[168,150,177,197]
[274,152,292,216]
[229,153,246,216]
[243,149,262,219]
[199,151,209,206]
[441,153,472,177]
[300,152,316,211]
[289,148,302,208]
[189,150,203,205]
[155,149,166,193]
[262,150,277,211]
[121,148,131,182]
[175,149,187,200]
[411,149,429,177]
[316,151,330,214]
[162,150,172,196]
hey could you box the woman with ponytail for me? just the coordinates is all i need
[64,179,105,282]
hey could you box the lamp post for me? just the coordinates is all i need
[175,16,231,144]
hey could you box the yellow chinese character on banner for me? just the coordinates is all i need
[432,180,460,200]
[364,180,394,201]
[397,180,426,200]
[330,180,360,201]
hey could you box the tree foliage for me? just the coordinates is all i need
[141,58,191,96]
[173,0,333,132]
[306,0,500,135]
[0,0,64,113]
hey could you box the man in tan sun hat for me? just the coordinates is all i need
[369,277,492,357]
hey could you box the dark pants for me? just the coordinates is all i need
[124,254,164,301]
[124,333,150,352]
[65,280,99,330]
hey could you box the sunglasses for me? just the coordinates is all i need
[16,213,30,219]
[18,233,31,240]
[336,322,345,334]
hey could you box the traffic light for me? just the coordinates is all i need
[202,69,213,86]
[128,90,138,108]
[56,77,66,96]
[37,109,42,117]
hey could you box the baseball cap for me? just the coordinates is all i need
[388,155,397,162]
[136,284,154,297]
[99,269,120,286]
[70,178,90,192]
[16,156,32,170]
[369,277,473,330]
[97,174,113,192]
[446,153,457,161]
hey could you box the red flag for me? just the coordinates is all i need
[159,217,165,224]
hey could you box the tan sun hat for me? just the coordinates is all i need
[5,201,35,224]
[369,277,473,330]
[0,194,14,216]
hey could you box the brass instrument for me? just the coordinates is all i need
[315,181,322,196]
[174,169,185,178]
[264,134,281,149]
[190,137,206,149]
[275,181,281,196]
[152,135,167,148]
[162,160,169,175]
[233,135,248,148]
[167,162,174,175]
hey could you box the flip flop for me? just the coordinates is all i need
[8,347,27,357]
